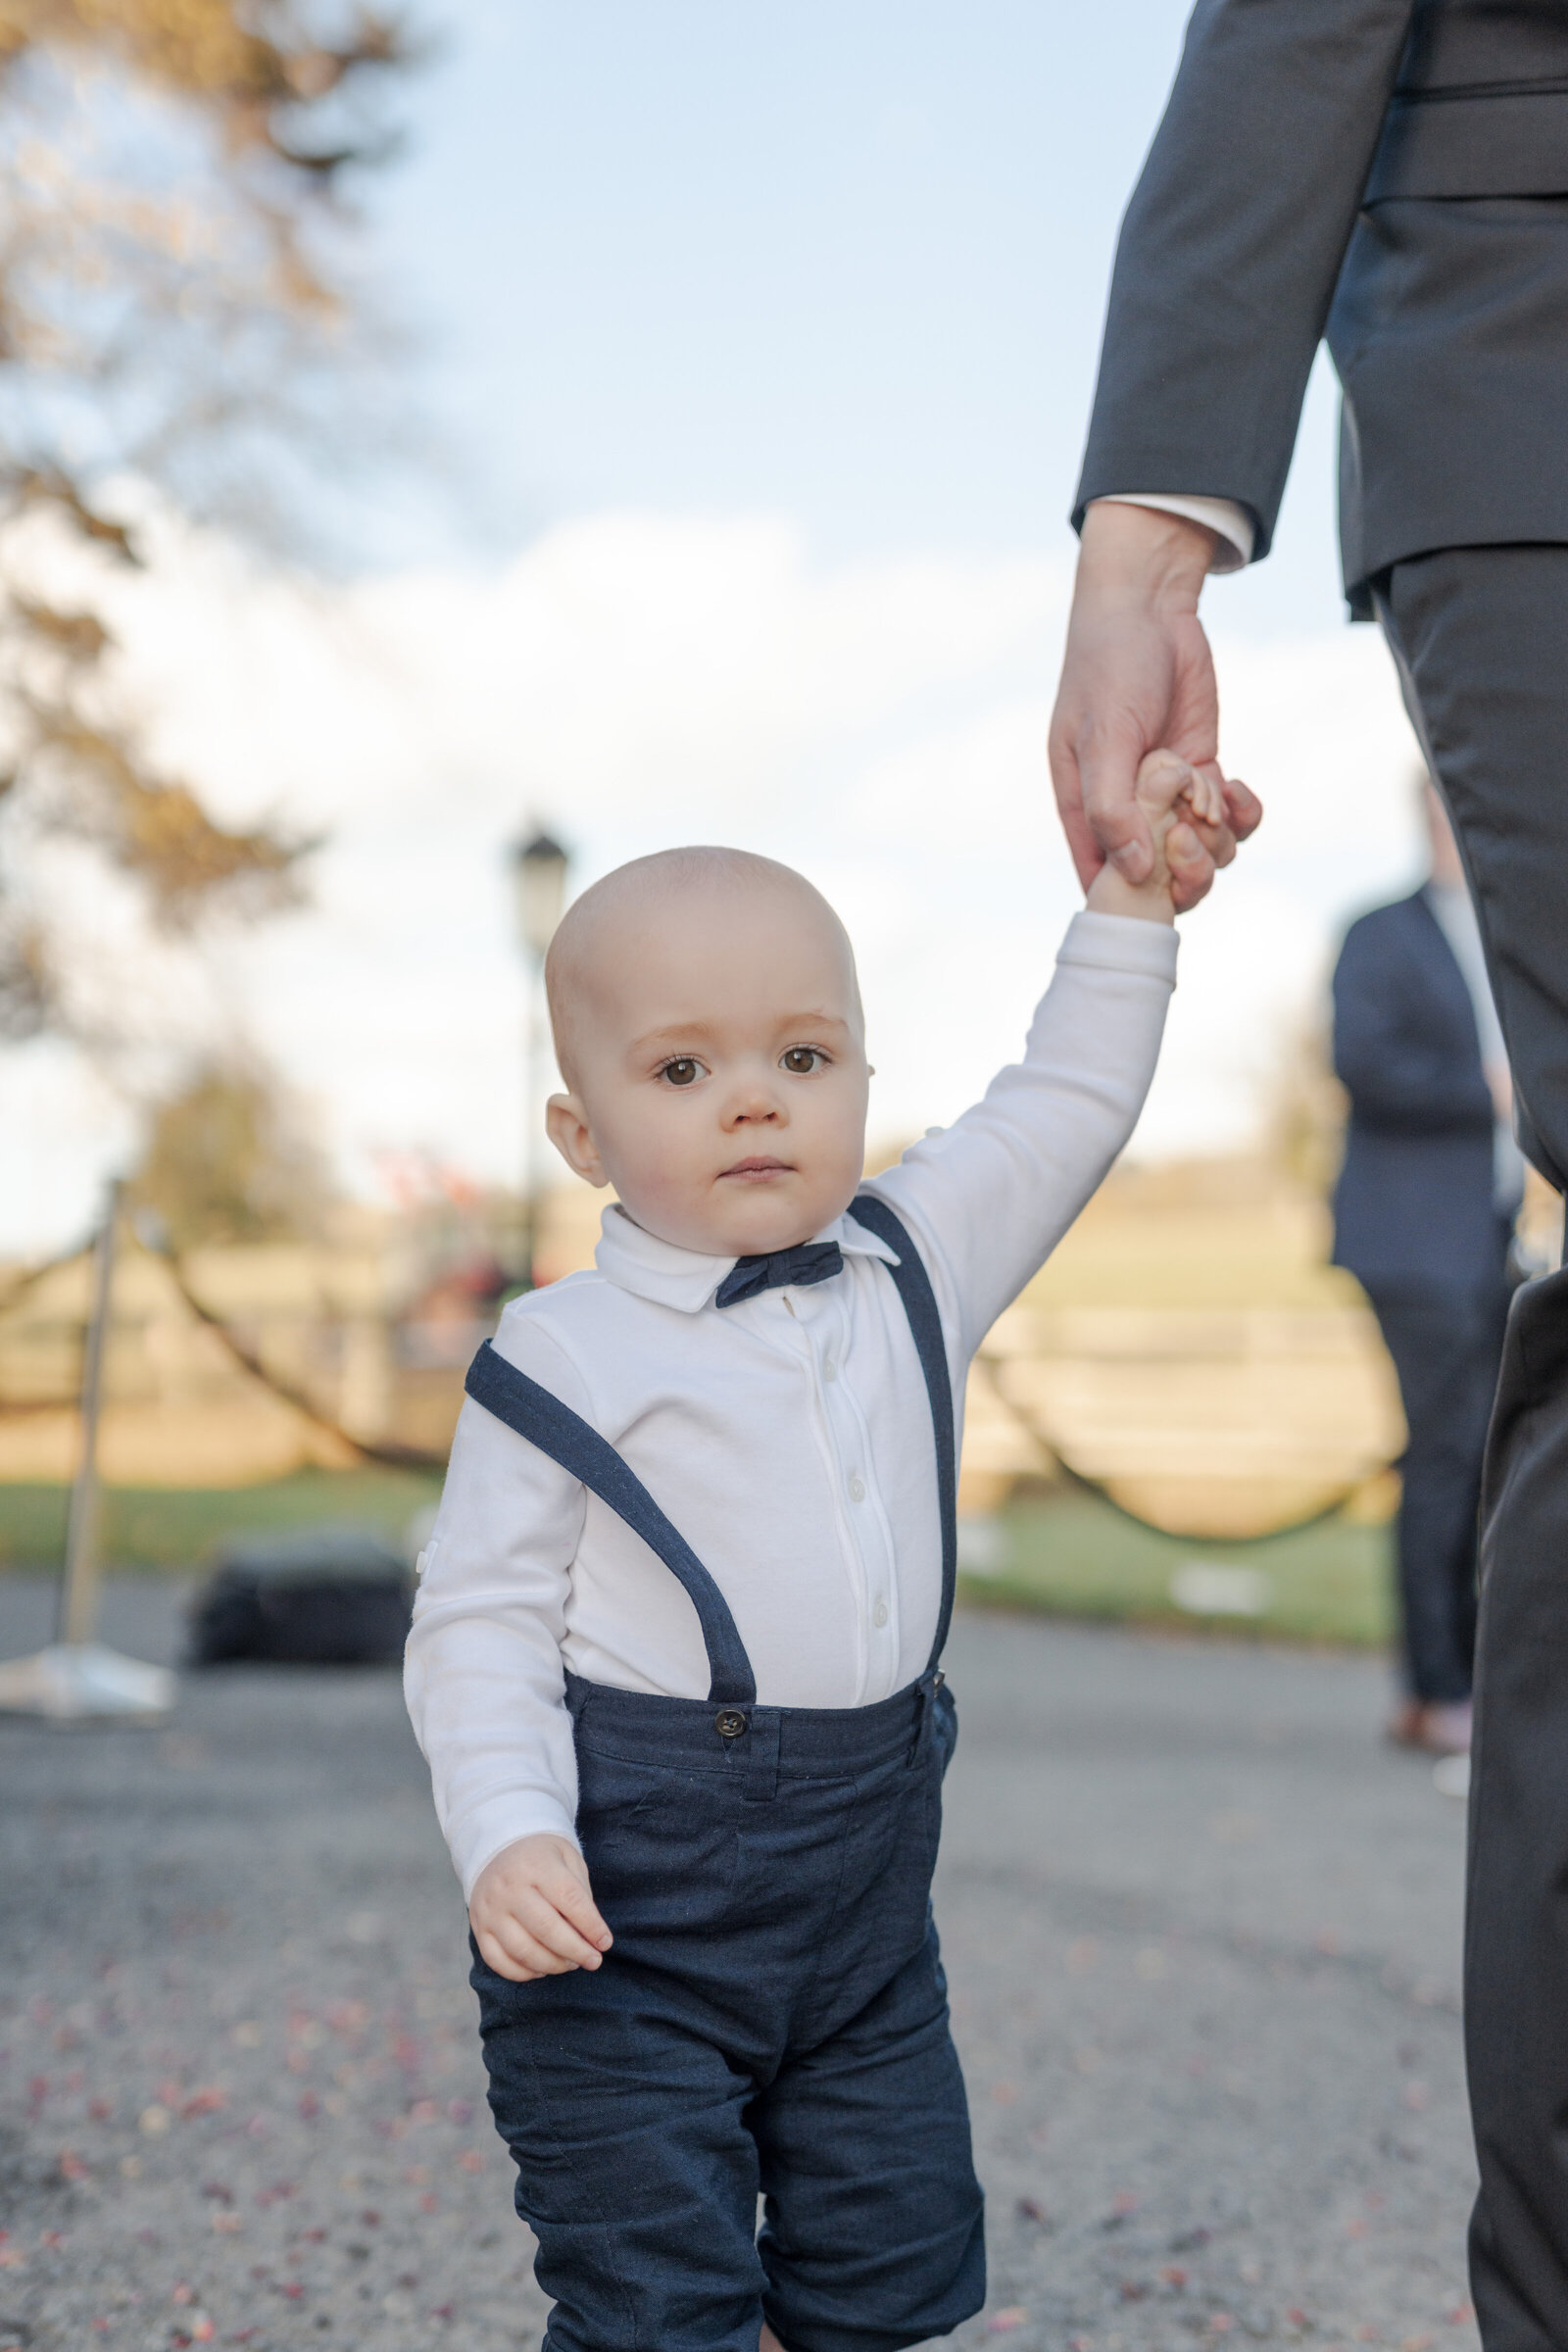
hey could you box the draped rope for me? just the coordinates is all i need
[0,1231,1388,1537]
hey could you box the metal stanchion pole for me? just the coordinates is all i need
[0,1178,175,1723]
[519,972,544,1289]
[58,1179,120,1646]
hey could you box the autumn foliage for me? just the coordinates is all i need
[0,0,413,1041]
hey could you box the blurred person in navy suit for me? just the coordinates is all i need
[1332,782,1522,1758]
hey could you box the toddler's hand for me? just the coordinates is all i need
[469,1834,612,1983]
[1087,749,1249,921]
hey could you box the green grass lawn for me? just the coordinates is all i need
[0,1467,443,1573]
[959,1491,1396,1648]
[0,1470,1395,1649]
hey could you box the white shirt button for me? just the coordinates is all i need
[822,1355,837,1382]
[847,1475,865,1504]
[872,1597,889,1629]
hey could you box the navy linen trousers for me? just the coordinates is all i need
[462,1196,986,2352]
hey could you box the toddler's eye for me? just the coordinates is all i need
[781,1047,826,1075]
[659,1056,706,1088]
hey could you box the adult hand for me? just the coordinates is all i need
[1049,502,1261,910]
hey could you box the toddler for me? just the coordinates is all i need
[406,751,1242,2352]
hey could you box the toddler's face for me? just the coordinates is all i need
[546,877,871,1259]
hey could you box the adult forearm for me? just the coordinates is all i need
[1075,501,1217,618]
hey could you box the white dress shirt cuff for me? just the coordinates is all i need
[1092,494,1255,574]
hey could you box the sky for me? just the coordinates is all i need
[367,0,1347,626]
[0,0,1426,1253]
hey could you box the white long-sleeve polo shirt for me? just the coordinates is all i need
[405,908,1178,1898]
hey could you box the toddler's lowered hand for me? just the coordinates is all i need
[469,1834,613,1983]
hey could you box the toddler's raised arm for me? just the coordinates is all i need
[863,751,1251,1367]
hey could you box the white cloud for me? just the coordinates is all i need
[0,510,1426,1252]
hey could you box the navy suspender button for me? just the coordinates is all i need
[714,1708,749,1740]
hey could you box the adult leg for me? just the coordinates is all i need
[1379,551,1568,1191]
[1364,1280,1507,1707]
[1379,548,1568,2350]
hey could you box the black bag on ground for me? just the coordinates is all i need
[188,1524,414,1666]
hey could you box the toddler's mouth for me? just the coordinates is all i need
[719,1156,796,1182]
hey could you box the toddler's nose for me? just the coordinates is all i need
[725,1084,784,1127]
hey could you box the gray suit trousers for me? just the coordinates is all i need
[1377,547,1568,2349]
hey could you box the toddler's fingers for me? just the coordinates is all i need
[475,1923,549,1984]
[512,1886,607,1971]
[550,1869,613,1953]
[1184,808,1237,869]
[1181,765,1226,828]
[1134,748,1195,811]
[489,1905,590,1977]
[1165,822,1216,913]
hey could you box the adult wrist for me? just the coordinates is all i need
[1079,500,1215,612]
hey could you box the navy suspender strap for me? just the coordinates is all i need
[463,1197,957,1705]
[848,1192,958,1678]
[464,1342,758,1707]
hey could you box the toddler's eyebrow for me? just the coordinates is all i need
[769,1010,856,1042]
[628,1012,854,1058]
[627,1022,724,1059]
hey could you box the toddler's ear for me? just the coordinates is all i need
[546,1094,610,1189]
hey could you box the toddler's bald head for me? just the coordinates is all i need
[541,846,871,1257]
[545,847,861,1090]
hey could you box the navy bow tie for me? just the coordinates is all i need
[714,1240,845,1309]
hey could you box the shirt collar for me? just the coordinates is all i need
[593,1201,898,1314]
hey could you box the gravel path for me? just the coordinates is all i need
[0,1580,1477,2352]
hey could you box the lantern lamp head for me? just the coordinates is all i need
[510,827,569,960]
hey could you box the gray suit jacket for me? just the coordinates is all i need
[1074,0,1568,611]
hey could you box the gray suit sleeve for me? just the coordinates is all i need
[1074,0,1416,561]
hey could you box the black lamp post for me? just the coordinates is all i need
[508,827,570,1287]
